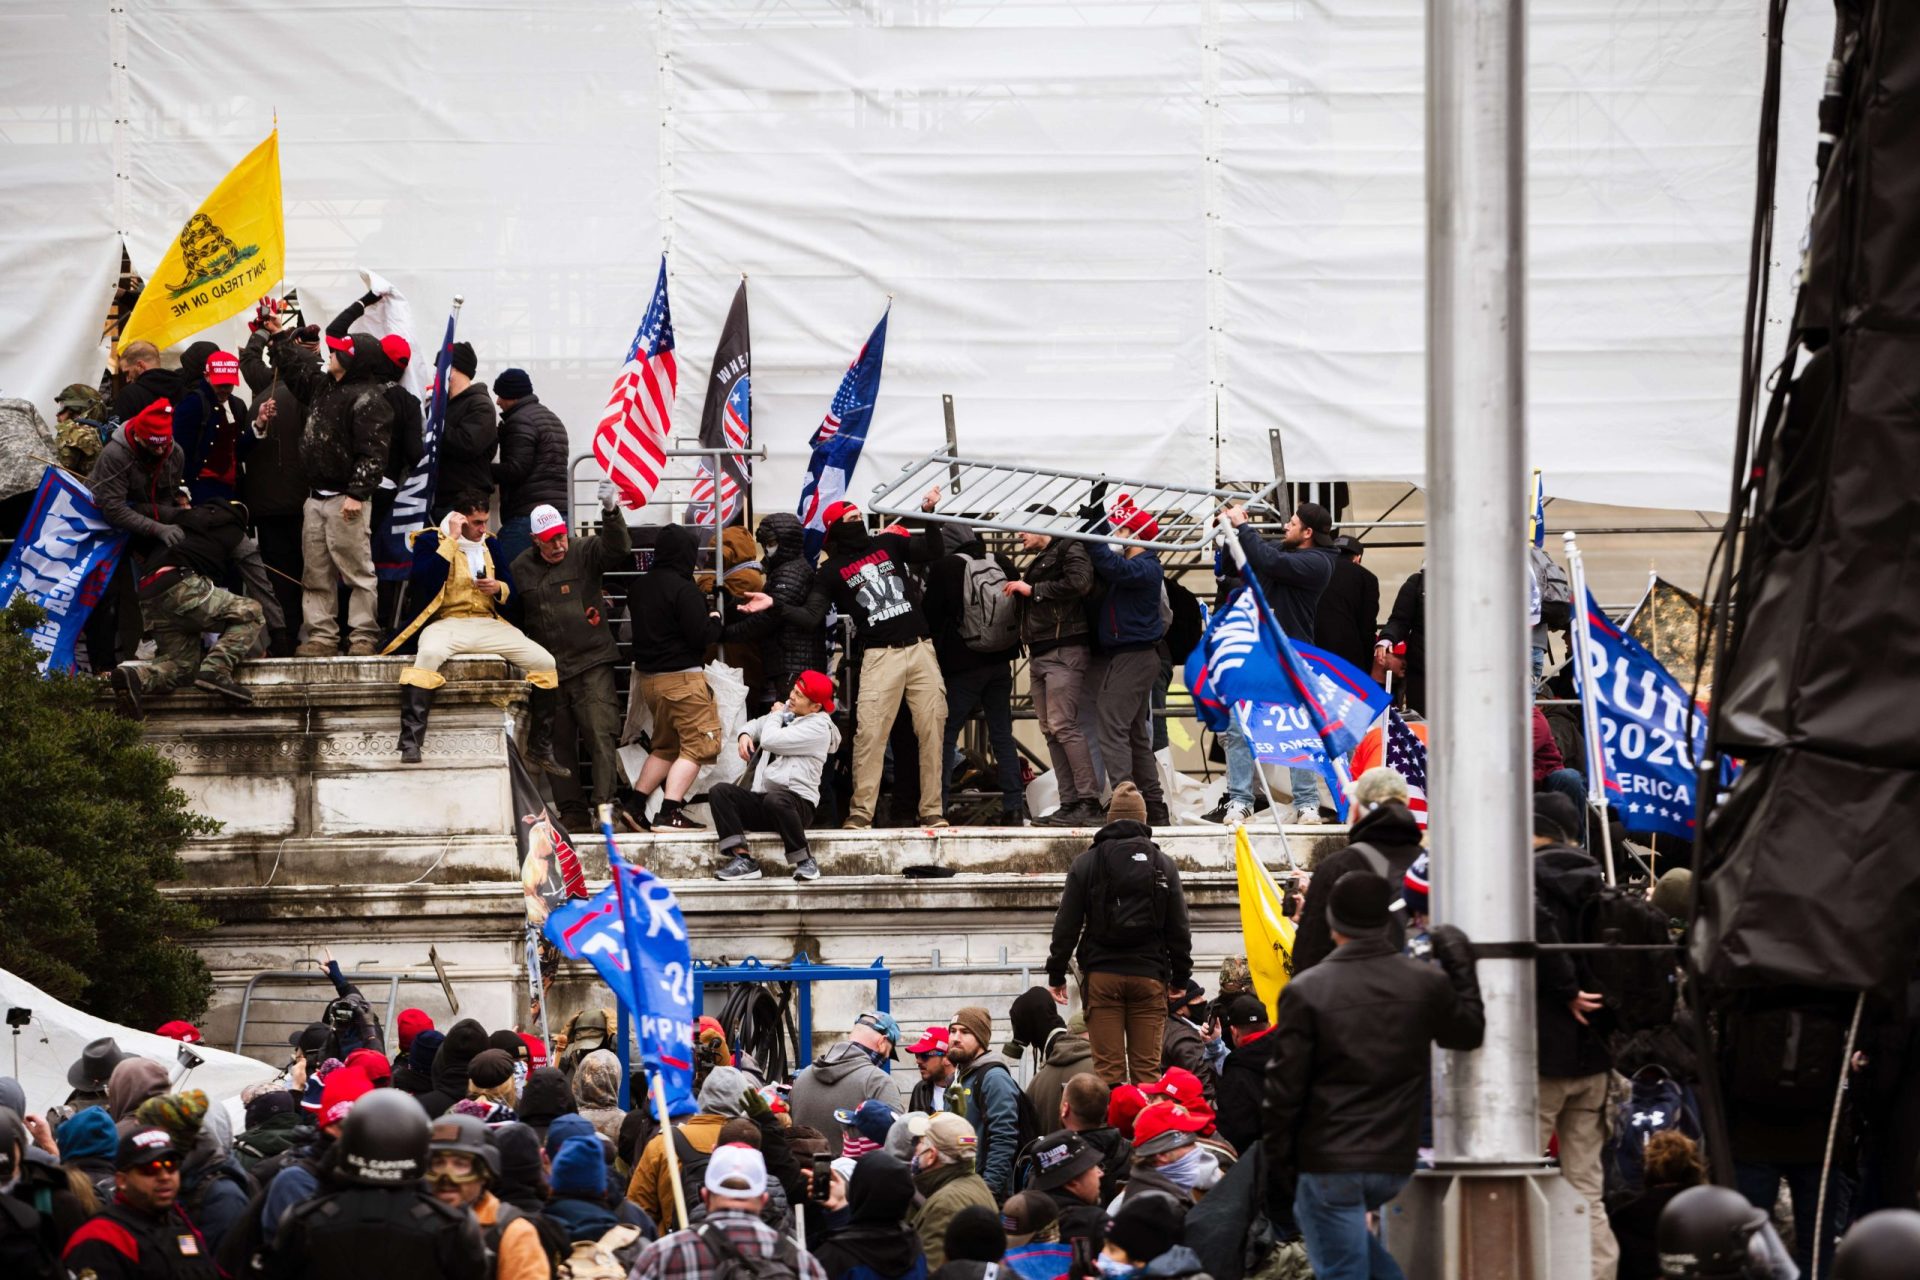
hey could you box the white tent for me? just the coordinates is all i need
[1,0,1827,511]
[0,967,275,1116]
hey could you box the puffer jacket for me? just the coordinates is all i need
[729,511,828,702]
[492,394,570,519]
[1019,536,1094,652]
[1291,801,1427,974]
[269,331,395,499]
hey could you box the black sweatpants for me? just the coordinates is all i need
[709,782,815,862]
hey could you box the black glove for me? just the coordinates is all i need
[1077,479,1110,528]
[359,289,382,307]
[1427,923,1477,976]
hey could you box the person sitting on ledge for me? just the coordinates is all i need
[382,489,561,764]
[711,669,843,883]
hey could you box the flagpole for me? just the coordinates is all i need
[1562,532,1617,884]
[652,1071,693,1230]
[1214,522,1300,865]
[596,805,633,1109]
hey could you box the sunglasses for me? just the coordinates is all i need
[914,1051,946,1062]
[130,1158,178,1176]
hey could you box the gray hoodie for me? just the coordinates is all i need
[743,707,841,804]
[789,1040,905,1156]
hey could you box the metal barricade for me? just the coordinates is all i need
[690,953,890,1066]
[232,969,410,1062]
[868,451,1286,551]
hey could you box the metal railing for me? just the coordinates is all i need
[231,969,424,1062]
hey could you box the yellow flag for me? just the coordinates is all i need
[120,130,284,354]
[1233,825,1296,1022]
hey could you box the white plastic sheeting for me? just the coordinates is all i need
[1,0,1824,512]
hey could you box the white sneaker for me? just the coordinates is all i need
[1293,806,1325,826]
[1221,801,1253,826]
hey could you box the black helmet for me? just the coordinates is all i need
[1657,1185,1767,1278]
[1834,1209,1920,1280]
[428,1111,500,1180]
[337,1090,430,1186]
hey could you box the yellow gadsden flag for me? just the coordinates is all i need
[1233,825,1297,1022]
[119,130,284,354]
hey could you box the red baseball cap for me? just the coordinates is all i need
[318,1067,373,1129]
[203,351,240,387]
[343,1048,392,1086]
[820,500,860,527]
[124,399,174,447]
[325,334,354,356]
[397,1008,434,1050]
[794,670,835,714]
[905,1025,949,1055]
[1107,1083,1149,1138]
[518,1033,549,1069]
[1145,1067,1215,1129]
[1131,1100,1209,1156]
[154,1020,201,1043]
[379,333,411,367]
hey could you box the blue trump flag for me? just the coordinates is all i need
[0,468,128,672]
[1574,590,1718,840]
[797,306,889,556]
[545,857,698,1117]
[1185,582,1390,760]
[377,305,458,580]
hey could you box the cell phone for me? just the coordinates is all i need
[810,1153,832,1202]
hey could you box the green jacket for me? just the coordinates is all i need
[911,1159,997,1270]
[510,513,633,679]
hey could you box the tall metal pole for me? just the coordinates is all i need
[1426,0,1538,1188]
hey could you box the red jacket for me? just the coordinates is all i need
[1532,708,1564,783]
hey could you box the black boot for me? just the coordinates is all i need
[398,686,436,763]
[523,685,571,777]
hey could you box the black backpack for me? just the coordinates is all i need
[0,1187,58,1280]
[1722,1000,1851,1109]
[670,1127,713,1228]
[217,1154,319,1279]
[487,1202,570,1275]
[697,1219,805,1280]
[1088,839,1171,948]
[1577,884,1678,1036]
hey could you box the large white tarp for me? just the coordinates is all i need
[0,0,1825,512]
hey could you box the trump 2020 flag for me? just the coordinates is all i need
[798,306,889,556]
[1185,582,1389,761]
[377,303,458,581]
[1574,590,1714,840]
[687,281,751,529]
[0,469,128,672]
[545,857,698,1116]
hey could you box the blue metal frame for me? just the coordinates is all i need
[693,953,890,1064]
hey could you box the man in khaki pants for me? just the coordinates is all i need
[779,494,948,828]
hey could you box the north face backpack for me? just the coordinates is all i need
[1088,840,1171,948]
[957,553,1021,653]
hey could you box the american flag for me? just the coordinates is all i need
[594,257,677,510]
[685,380,749,524]
[1385,709,1429,829]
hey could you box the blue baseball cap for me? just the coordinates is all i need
[854,1009,902,1058]
[832,1099,900,1145]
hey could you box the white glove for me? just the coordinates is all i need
[598,480,619,510]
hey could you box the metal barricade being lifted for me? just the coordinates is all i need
[867,450,1286,550]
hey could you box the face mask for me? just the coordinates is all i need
[1096,1254,1142,1279]
[826,521,870,553]
[1155,1146,1211,1189]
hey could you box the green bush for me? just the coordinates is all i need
[0,596,217,1026]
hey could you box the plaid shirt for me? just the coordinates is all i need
[631,1209,828,1280]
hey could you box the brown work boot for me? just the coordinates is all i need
[345,638,381,657]
[294,639,338,658]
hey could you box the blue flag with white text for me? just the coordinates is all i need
[0,468,127,672]
[1575,590,1720,840]
[545,858,698,1116]
[797,307,889,557]
[377,306,457,580]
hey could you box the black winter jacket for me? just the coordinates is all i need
[1534,842,1614,1079]
[511,511,632,679]
[923,538,1021,673]
[434,383,498,512]
[627,524,722,672]
[1312,556,1381,674]
[1235,526,1335,642]
[1046,820,1192,987]
[1378,570,1426,681]
[1262,929,1484,1177]
[727,512,826,702]
[269,333,394,500]
[1215,1027,1280,1156]
[145,500,247,585]
[238,330,308,517]
[111,366,186,424]
[1019,536,1094,653]
[1292,801,1426,975]
[492,394,570,519]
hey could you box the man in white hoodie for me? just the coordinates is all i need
[710,669,842,882]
